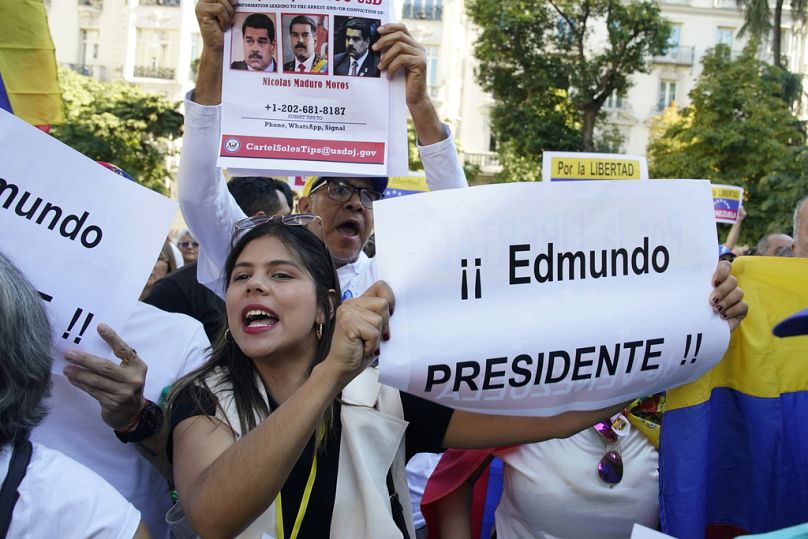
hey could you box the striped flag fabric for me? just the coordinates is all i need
[659,256,808,537]
[0,0,63,125]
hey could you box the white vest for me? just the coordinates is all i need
[169,367,415,539]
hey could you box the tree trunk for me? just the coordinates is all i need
[582,108,598,152]
[773,0,784,67]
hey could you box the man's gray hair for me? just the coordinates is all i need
[0,252,53,444]
[793,195,808,245]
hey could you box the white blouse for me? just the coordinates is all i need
[493,426,659,539]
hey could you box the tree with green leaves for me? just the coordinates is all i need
[51,67,183,194]
[466,0,671,181]
[648,44,808,243]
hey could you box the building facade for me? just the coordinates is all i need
[605,0,808,156]
[46,0,200,101]
[45,0,808,180]
[401,0,808,177]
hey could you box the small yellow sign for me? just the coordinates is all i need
[550,157,642,180]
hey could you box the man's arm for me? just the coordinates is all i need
[179,0,247,297]
[375,23,467,191]
[723,206,746,250]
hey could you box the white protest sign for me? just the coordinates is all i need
[542,151,648,182]
[630,524,675,539]
[375,180,729,416]
[219,0,401,176]
[0,109,177,369]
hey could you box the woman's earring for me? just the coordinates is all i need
[225,328,234,343]
[316,323,323,340]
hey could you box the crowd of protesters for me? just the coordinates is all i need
[2,0,807,537]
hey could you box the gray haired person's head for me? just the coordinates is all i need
[0,252,53,444]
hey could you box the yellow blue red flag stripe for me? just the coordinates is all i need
[660,256,808,537]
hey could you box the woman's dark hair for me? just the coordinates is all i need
[166,221,341,446]
[0,252,53,444]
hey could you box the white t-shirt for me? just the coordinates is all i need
[493,427,659,539]
[407,452,443,529]
[31,302,210,539]
[1,442,141,538]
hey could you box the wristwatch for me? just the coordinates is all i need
[114,400,164,444]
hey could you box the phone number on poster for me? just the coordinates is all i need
[265,104,347,115]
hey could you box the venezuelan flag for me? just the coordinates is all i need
[0,0,63,125]
[384,175,429,198]
[660,256,808,537]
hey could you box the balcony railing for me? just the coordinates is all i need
[134,65,176,79]
[464,151,501,173]
[66,63,106,79]
[402,2,442,20]
[139,0,181,5]
[653,46,695,66]
[714,0,737,8]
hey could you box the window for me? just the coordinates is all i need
[425,46,439,90]
[716,26,734,46]
[781,27,791,51]
[134,28,177,79]
[605,91,624,109]
[190,33,202,62]
[79,29,99,66]
[557,17,575,45]
[402,0,442,20]
[666,24,682,55]
[658,79,677,111]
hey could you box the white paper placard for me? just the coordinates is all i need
[218,0,406,176]
[0,109,177,369]
[375,180,729,416]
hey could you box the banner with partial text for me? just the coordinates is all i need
[0,109,177,369]
[375,180,729,416]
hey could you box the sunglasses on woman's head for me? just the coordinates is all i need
[232,213,325,247]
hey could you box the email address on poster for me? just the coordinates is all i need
[220,135,385,164]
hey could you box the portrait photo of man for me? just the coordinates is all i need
[334,17,381,78]
[282,14,328,74]
[230,13,277,72]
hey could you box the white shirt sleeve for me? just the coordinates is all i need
[178,95,247,298]
[417,125,469,191]
[5,443,142,539]
[176,317,211,377]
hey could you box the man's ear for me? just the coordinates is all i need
[299,195,312,213]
